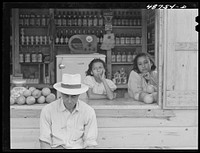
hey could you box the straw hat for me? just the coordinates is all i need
[53,74,89,95]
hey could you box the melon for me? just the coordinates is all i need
[46,93,56,103]
[41,87,51,96]
[23,89,32,97]
[16,95,26,105]
[146,85,155,94]
[26,96,36,105]
[32,89,42,98]
[29,87,36,93]
[143,94,154,104]
[37,96,46,104]
[10,97,15,105]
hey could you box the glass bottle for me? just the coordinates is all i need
[57,11,62,26]
[77,12,82,27]
[62,12,67,26]
[88,11,93,27]
[67,11,72,26]
[37,47,43,63]
[93,11,98,26]
[111,51,116,62]
[29,13,35,26]
[120,33,125,45]
[36,14,41,26]
[117,11,121,26]
[116,52,121,62]
[19,14,24,26]
[136,33,140,44]
[64,29,69,44]
[41,14,46,26]
[127,51,132,62]
[98,11,103,26]
[82,12,87,26]
[60,30,64,44]
[115,34,120,45]
[55,30,60,44]
[121,51,127,62]
[73,11,77,26]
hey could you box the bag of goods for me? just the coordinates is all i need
[41,87,51,96]
[26,96,36,105]
[37,96,46,104]
[23,89,32,97]
[29,87,36,93]
[16,95,26,105]
[46,93,56,103]
[32,89,42,99]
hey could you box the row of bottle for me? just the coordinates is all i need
[147,28,155,44]
[19,14,50,26]
[19,47,43,63]
[54,29,104,45]
[112,68,128,85]
[115,33,142,45]
[112,51,137,63]
[54,11,104,27]
[112,11,142,26]
[20,35,51,45]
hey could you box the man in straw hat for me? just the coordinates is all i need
[39,74,98,149]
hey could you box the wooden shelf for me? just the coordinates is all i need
[56,26,104,28]
[19,26,48,28]
[112,62,133,65]
[26,83,53,89]
[20,62,50,64]
[113,26,142,29]
[20,44,51,47]
[115,44,141,47]
[116,84,128,89]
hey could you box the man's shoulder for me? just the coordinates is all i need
[78,100,95,112]
[42,99,60,111]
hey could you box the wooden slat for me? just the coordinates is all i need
[10,127,198,149]
[10,107,175,118]
[11,110,198,129]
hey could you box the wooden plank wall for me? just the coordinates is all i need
[10,109,198,149]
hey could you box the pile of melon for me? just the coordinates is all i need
[10,87,56,105]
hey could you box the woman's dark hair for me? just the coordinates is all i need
[132,52,156,73]
[85,58,107,76]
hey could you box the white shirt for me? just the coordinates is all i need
[128,70,158,98]
[84,75,117,95]
[39,98,98,149]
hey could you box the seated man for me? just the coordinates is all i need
[39,73,98,149]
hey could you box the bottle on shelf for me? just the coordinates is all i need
[25,36,29,45]
[120,68,127,84]
[25,47,30,63]
[127,51,132,62]
[64,29,69,44]
[57,11,62,26]
[129,11,133,26]
[133,11,137,26]
[73,11,77,26]
[37,46,43,62]
[60,30,64,44]
[35,14,41,26]
[88,11,93,27]
[77,11,82,27]
[125,33,130,45]
[120,33,125,45]
[30,36,34,45]
[93,11,98,26]
[98,11,103,26]
[55,30,60,44]
[31,46,37,63]
[117,11,121,26]
[35,35,39,45]
[99,30,104,44]
[137,11,141,26]
[19,14,24,26]
[121,51,127,62]
[113,11,117,26]
[62,12,67,26]
[132,50,137,61]
[111,51,116,62]
[82,11,87,26]
[67,11,72,26]
[39,36,43,45]
[29,13,35,26]
[41,14,46,26]
[121,11,125,26]
[116,52,122,62]
[19,46,24,63]
[115,34,120,45]
[135,33,140,44]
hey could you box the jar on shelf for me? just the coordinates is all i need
[116,52,121,62]
[111,51,116,62]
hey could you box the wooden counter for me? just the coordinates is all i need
[10,97,198,149]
